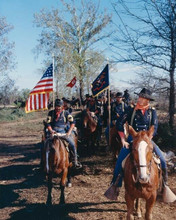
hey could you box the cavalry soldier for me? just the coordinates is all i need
[104,88,173,200]
[87,96,102,123]
[82,94,91,109]
[105,92,128,145]
[123,89,130,105]
[62,97,72,113]
[87,95,103,140]
[111,92,128,124]
[46,99,82,169]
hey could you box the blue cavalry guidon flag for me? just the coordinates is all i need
[91,64,109,97]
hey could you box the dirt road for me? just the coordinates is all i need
[0,114,176,220]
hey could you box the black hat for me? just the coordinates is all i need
[55,99,63,106]
[85,94,90,98]
[116,92,123,98]
[138,88,154,101]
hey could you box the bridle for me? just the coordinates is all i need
[132,147,153,184]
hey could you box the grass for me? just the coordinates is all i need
[0,107,47,122]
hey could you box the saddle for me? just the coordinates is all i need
[51,133,70,153]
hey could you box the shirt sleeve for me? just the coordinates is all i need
[65,111,75,125]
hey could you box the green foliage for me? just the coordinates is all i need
[33,0,112,97]
[0,108,35,121]
[0,16,15,76]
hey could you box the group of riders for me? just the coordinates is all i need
[42,87,175,202]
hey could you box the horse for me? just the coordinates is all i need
[124,125,160,220]
[109,125,122,159]
[41,133,77,205]
[110,122,129,159]
[70,98,80,109]
[81,109,99,154]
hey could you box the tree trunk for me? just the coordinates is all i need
[169,70,175,129]
[79,79,83,106]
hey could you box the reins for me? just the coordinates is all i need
[131,149,153,184]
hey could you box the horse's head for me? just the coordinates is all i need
[43,136,62,174]
[82,109,89,128]
[82,109,97,132]
[129,125,154,184]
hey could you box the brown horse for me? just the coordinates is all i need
[42,134,74,205]
[81,109,99,154]
[110,126,122,159]
[110,122,129,159]
[124,125,160,220]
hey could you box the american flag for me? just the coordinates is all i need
[25,64,53,113]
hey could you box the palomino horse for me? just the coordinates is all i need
[42,133,76,205]
[81,109,99,154]
[124,125,160,220]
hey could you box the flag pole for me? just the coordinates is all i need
[108,86,111,148]
[52,53,55,109]
[106,62,111,149]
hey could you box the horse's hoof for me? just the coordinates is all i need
[67,182,72,187]
[137,212,142,218]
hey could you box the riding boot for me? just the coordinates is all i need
[162,168,176,203]
[104,176,120,200]
[162,168,168,186]
[72,153,82,169]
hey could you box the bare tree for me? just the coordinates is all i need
[33,0,112,100]
[111,0,176,128]
[0,16,15,77]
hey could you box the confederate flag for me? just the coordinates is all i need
[66,76,76,88]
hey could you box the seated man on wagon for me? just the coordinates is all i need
[45,99,82,169]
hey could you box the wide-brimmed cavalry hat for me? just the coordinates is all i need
[85,94,90,98]
[55,99,63,106]
[137,88,154,101]
[116,92,123,98]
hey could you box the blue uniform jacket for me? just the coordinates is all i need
[117,105,158,136]
[47,109,75,132]
[111,101,128,122]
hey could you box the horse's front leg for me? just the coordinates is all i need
[67,167,72,187]
[125,192,135,220]
[135,198,142,218]
[46,173,53,206]
[60,168,68,204]
[145,191,157,220]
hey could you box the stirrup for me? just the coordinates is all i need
[73,161,82,169]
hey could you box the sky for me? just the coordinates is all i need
[0,0,135,92]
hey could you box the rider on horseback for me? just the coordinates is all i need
[105,92,128,146]
[104,88,172,201]
[46,99,82,169]
[87,95,103,140]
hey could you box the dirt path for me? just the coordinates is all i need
[0,117,176,220]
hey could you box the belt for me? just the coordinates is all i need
[53,127,65,131]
